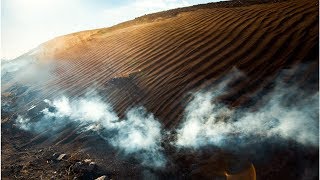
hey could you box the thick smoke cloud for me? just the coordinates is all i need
[175,92,235,148]
[16,94,166,168]
[176,81,319,149]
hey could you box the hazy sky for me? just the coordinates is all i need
[1,0,219,59]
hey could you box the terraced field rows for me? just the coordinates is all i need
[32,0,319,127]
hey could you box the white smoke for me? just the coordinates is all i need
[1,57,35,74]
[176,86,319,149]
[108,107,165,168]
[9,61,318,169]
[42,96,118,125]
[15,115,32,131]
[1,56,57,93]
[16,94,166,168]
[175,92,235,148]
[16,84,317,168]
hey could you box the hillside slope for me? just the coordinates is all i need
[32,0,318,127]
[1,0,318,179]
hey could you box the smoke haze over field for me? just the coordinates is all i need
[2,57,318,169]
[16,94,167,168]
[14,79,319,167]
[175,88,319,149]
[175,67,319,149]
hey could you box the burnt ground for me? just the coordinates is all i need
[2,0,319,179]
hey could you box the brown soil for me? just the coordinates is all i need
[2,0,318,179]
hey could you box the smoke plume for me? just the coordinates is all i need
[175,81,319,149]
[16,94,166,168]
